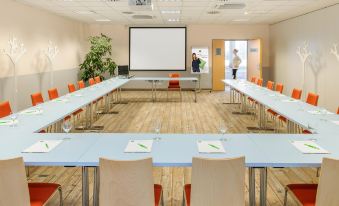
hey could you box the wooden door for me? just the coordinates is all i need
[212,39,225,91]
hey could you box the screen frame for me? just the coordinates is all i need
[129,27,187,71]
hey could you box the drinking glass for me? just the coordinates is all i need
[62,119,72,133]
[219,120,228,141]
[153,120,161,141]
[10,114,18,127]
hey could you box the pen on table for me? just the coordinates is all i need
[137,143,148,149]
[304,143,319,150]
[208,144,220,150]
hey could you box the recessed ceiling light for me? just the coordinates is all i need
[96,19,111,22]
[168,18,180,22]
[122,11,134,14]
[76,11,95,15]
[244,11,249,15]
[161,10,180,14]
[232,19,249,22]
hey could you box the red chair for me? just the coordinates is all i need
[257,78,263,86]
[48,88,59,100]
[250,77,257,83]
[89,78,96,86]
[275,83,284,94]
[167,73,182,101]
[78,80,85,89]
[266,81,274,90]
[284,158,339,206]
[337,107,339,115]
[68,83,76,93]
[278,89,302,123]
[306,92,319,106]
[31,93,44,106]
[0,101,12,118]
[0,157,62,206]
[95,76,101,84]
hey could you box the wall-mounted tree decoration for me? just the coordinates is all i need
[296,41,312,100]
[1,36,26,112]
[44,41,59,87]
[330,43,339,62]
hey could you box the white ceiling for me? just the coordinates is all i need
[16,0,339,25]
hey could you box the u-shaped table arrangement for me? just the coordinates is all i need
[1,77,339,206]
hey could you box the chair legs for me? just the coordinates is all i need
[283,187,288,206]
[58,186,63,206]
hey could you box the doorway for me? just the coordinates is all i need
[225,40,248,80]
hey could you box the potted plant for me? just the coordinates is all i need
[80,34,117,81]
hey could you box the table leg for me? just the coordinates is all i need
[260,168,267,206]
[151,80,154,102]
[82,167,89,206]
[93,167,100,206]
[249,167,256,206]
[194,80,197,103]
[154,80,157,102]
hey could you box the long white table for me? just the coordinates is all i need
[1,77,339,206]
[131,77,199,102]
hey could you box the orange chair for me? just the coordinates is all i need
[291,88,302,100]
[266,81,274,90]
[78,80,85,89]
[89,78,96,86]
[167,73,182,101]
[68,83,76,93]
[95,76,101,84]
[31,93,44,106]
[0,157,62,206]
[0,101,12,118]
[306,92,319,106]
[250,77,257,83]
[48,88,59,100]
[337,107,339,115]
[257,79,263,86]
[275,83,284,94]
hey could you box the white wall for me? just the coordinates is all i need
[0,0,88,110]
[87,24,270,89]
[270,4,339,112]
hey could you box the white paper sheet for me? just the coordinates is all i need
[53,99,69,103]
[197,140,225,153]
[20,109,43,115]
[291,141,329,154]
[124,140,153,153]
[282,99,298,103]
[23,140,63,153]
[308,110,333,115]
[332,121,339,126]
[0,119,18,126]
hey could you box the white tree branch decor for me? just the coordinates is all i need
[296,41,312,100]
[330,43,339,62]
[44,41,59,87]
[1,36,26,112]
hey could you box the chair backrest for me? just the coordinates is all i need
[99,157,154,206]
[275,83,284,94]
[95,76,101,84]
[250,77,257,83]
[257,79,263,86]
[89,78,96,86]
[0,101,12,118]
[190,157,245,206]
[316,158,339,205]
[78,80,85,89]
[337,107,339,115]
[266,81,274,90]
[68,83,76,93]
[169,73,180,86]
[0,157,30,206]
[48,88,59,100]
[31,92,44,106]
[306,92,319,106]
[291,89,302,100]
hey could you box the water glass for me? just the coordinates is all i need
[62,120,72,133]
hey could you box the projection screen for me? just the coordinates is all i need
[129,27,186,71]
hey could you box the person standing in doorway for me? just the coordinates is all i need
[232,49,242,79]
[192,53,201,73]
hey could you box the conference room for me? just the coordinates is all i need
[1,0,339,206]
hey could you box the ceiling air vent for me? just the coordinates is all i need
[207,10,220,15]
[132,15,154,19]
[122,11,134,14]
[217,3,246,10]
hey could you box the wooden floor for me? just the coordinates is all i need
[28,90,318,206]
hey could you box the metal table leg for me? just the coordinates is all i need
[82,167,89,206]
[194,80,197,102]
[249,167,256,206]
[154,80,158,102]
[260,168,267,206]
[93,167,99,206]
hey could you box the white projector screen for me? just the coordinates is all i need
[129,27,186,71]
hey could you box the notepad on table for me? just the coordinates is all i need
[0,119,18,126]
[197,140,225,153]
[23,140,63,153]
[282,99,298,103]
[332,121,339,126]
[308,110,333,115]
[20,109,43,115]
[291,141,329,154]
[53,99,69,103]
[124,140,153,153]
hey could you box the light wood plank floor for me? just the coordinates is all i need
[28,90,318,206]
